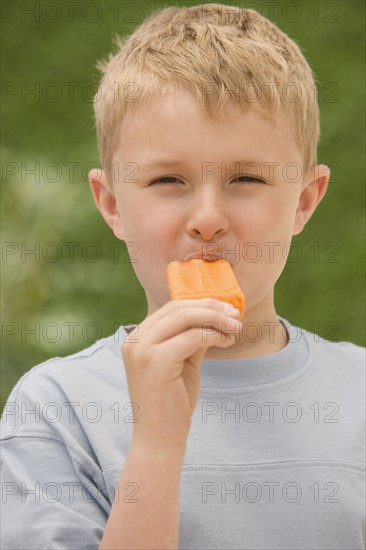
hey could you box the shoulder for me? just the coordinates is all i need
[283,317,365,365]
[11,329,123,389]
[298,324,365,380]
[306,328,365,363]
[1,327,128,440]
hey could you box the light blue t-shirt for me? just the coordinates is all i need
[1,317,365,549]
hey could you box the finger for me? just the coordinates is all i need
[153,327,235,372]
[156,308,240,346]
[139,298,238,331]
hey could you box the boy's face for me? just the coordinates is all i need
[90,88,329,323]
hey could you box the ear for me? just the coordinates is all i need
[292,164,331,236]
[88,168,125,240]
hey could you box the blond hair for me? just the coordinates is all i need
[93,3,320,185]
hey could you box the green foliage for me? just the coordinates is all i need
[1,0,365,411]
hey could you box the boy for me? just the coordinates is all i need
[1,3,364,549]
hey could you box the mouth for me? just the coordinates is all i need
[183,253,227,263]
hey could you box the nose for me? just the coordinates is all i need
[186,188,229,240]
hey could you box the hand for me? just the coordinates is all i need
[121,299,241,452]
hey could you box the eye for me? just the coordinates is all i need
[234,175,265,184]
[148,175,265,185]
[149,177,181,185]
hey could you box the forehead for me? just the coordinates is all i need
[115,89,301,167]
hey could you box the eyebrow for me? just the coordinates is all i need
[140,159,185,170]
[140,158,270,170]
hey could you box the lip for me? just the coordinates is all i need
[183,253,227,263]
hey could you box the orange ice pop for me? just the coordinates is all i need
[167,259,245,319]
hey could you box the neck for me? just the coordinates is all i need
[203,313,289,360]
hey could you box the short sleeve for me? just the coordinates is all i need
[0,360,113,550]
[1,435,108,549]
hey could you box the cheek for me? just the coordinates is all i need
[147,208,182,235]
[256,194,297,236]
[120,194,177,232]
[134,206,183,258]
[236,199,296,267]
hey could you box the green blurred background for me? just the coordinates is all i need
[1,0,365,412]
